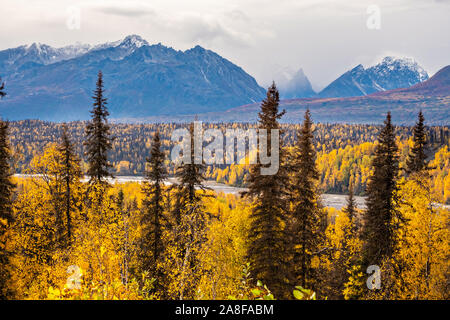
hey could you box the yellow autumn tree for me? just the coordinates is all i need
[323,205,363,299]
[197,195,251,299]
[394,174,449,299]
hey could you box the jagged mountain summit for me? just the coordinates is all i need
[0,35,265,121]
[220,64,449,125]
[318,56,429,98]
[0,37,441,124]
[274,67,316,99]
[0,35,149,72]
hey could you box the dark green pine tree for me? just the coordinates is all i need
[288,109,323,291]
[405,111,428,175]
[58,124,82,245]
[343,183,359,233]
[0,78,6,98]
[141,130,167,274]
[84,71,113,185]
[245,82,291,299]
[328,183,361,300]
[173,122,209,223]
[0,120,15,299]
[362,112,401,267]
[171,122,211,299]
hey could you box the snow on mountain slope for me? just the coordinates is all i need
[318,57,429,98]
[0,35,150,74]
[0,35,265,121]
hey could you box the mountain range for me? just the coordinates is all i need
[214,65,449,125]
[0,35,265,121]
[318,57,429,98]
[275,57,429,99]
[0,35,447,124]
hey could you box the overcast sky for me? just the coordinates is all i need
[1,0,449,90]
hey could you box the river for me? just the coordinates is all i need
[15,174,367,210]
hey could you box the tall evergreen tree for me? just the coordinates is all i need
[58,124,82,244]
[172,122,210,227]
[406,111,428,175]
[141,130,167,273]
[244,83,290,298]
[175,123,207,208]
[165,122,211,299]
[343,183,358,233]
[0,81,15,299]
[84,71,113,185]
[333,185,364,300]
[0,77,5,98]
[326,188,359,300]
[362,112,401,267]
[287,109,324,292]
[0,120,15,299]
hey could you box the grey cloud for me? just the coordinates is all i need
[85,3,253,47]
[91,4,156,17]
[1,0,448,89]
[149,12,254,47]
[225,9,249,21]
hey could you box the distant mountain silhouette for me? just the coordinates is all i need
[272,67,316,98]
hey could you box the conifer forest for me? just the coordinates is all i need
[0,71,448,301]
[1,2,449,306]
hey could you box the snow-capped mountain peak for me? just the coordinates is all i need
[0,37,266,121]
[90,35,149,52]
[119,34,148,49]
[26,42,43,53]
[25,42,57,59]
[319,56,429,98]
[372,56,429,83]
[0,35,152,72]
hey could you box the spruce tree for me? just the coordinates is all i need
[343,183,358,233]
[174,123,208,209]
[0,120,15,299]
[58,124,82,245]
[362,112,401,266]
[172,122,211,228]
[84,71,113,185]
[331,183,360,299]
[0,78,5,98]
[141,130,167,273]
[245,83,290,298]
[406,111,428,175]
[168,122,211,299]
[287,109,323,291]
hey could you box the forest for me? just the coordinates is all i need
[7,120,450,201]
[0,72,448,300]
